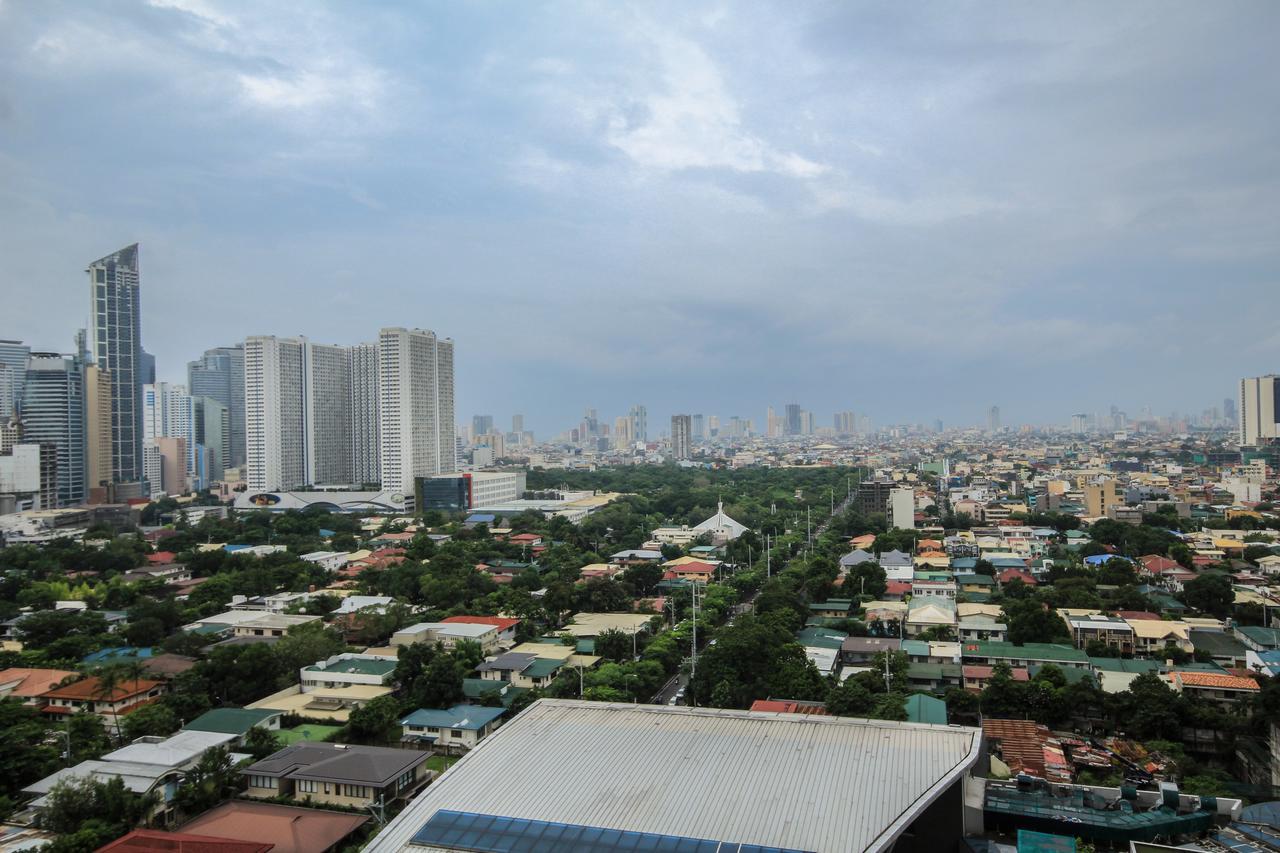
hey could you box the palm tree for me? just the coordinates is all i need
[94,657,148,744]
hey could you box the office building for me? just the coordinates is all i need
[854,479,895,517]
[671,414,692,460]
[1083,479,1121,518]
[0,340,30,421]
[20,353,85,506]
[88,244,143,487]
[799,410,814,436]
[302,342,352,486]
[987,405,1001,433]
[0,444,58,510]
[628,405,647,443]
[379,327,455,495]
[244,336,306,491]
[474,433,505,461]
[691,413,704,440]
[419,471,526,511]
[188,345,246,468]
[511,414,523,435]
[472,415,494,437]
[193,396,229,486]
[139,349,155,385]
[350,341,380,487]
[1240,375,1280,447]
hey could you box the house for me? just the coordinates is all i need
[0,667,78,705]
[1189,629,1249,669]
[957,616,1007,644]
[911,578,957,600]
[179,801,369,853]
[300,551,350,572]
[330,595,394,615]
[1166,671,1260,705]
[98,830,271,853]
[1237,625,1280,653]
[810,599,854,619]
[121,563,193,585]
[1125,618,1193,656]
[997,568,1038,587]
[229,592,316,614]
[440,615,522,647]
[559,612,652,642]
[906,600,957,637]
[610,549,664,564]
[21,730,238,827]
[1063,613,1135,655]
[878,550,914,580]
[39,675,165,733]
[230,613,323,641]
[661,560,717,584]
[243,742,432,808]
[183,707,283,744]
[839,637,902,668]
[961,642,1090,670]
[391,622,501,655]
[963,665,1029,693]
[301,654,398,692]
[401,704,506,752]
[839,549,875,571]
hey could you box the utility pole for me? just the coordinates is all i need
[690,582,699,698]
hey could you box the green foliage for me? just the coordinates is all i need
[689,614,824,708]
[0,699,60,803]
[342,696,402,746]
[242,726,282,760]
[120,703,179,741]
[1181,573,1234,617]
[594,629,635,662]
[174,746,239,816]
[42,775,155,837]
[1003,599,1070,645]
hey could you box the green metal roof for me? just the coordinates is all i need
[1237,625,1280,648]
[903,693,947,725]
[963,641,1088,664]
[304,657,397,676]
[184,707,279,735]
[796,627,848,650]
[522,658,564,678]
[1088,657,1160,673]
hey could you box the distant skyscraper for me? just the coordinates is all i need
[21,352,85,506]
[1240,375,1280,447]
[88,244,143,488]
[691,414,704,440]
[511,414,524,435]
[671,415,692,460]
[1223,396,1238,429]
[139,349,155,386]
[379,327,455,495]
[349,341,380,487]
[612,415,632,448]
[188,345,246,469]
[244,336,306,491]
[84,359,113,499]
[193,396,229,487]
[0,340,30,421]
[987,406,1001,433]
[783,403,801,435]
[472,415,494,437]
[628,405,648,443]
[1071,413,1088,434]
[707,415,720,437]
[834,411,856,435]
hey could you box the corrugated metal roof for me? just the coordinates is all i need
[364,699,983,853]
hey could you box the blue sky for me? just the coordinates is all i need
[1,1,1277,435]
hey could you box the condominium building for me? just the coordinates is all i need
[628,405,648,443]
[188,345,246,468]
[20,353,85,506]
[379,328,456,495]
[0,340,30,420]
[1240,375,1280,447]
[83,359,113,500]
[350,341,380,487]
[88,244,144,488]
[244,336,306,491]
[671,414,691,460]
[302,342,352,486]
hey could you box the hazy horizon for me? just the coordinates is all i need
[2,1,1276,435]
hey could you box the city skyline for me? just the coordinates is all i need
[2,3,1276,432]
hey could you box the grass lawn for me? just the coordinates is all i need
[425,754,460,774]
[276,724,342,745]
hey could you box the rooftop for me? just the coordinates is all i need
[183,707,281,736]
[179,801,369,853]
[401,704,506,731]
[363,699,983,853]
[245,742,429,785]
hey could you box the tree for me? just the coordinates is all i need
[272,623,347,676]
[826,679,876,717]
[0,699,59,803]
[42,775,155,838]
[1120,672,1183,740]
[1182,573,1233,617]
[1098,558,1137,587]
[980,663,1027,719]
[594,629,634,662]
[120,703,179,742]
[241,726,282,761]
[343,695,402,745]
[1004,599,1069,645]
[67,712,112,763]
[174,746,239,816]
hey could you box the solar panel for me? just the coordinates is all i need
[410,810,816,853]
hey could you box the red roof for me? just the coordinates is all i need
[982,718,1051,776]
[96,829,273,853]
[509,533,542,543]
[41,676,161,702]
[178,802,367,853]
[148,552,177,564]
[963,665,1029,681]
[1113,610,1160,621]
[884,581,912,597]
[998,568,1038,585]
[1140,555,1179,573]
[749,699,830,715]
[441,615,521,632]
[668,561,716,574]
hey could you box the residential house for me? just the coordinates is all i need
[183,707,283,745]
[300,552,351,572]
[39,676,166,733]
[177,801,369,853]
[1125,618,1193,656]
[963,665,1029,693]
[440,615,522,647]
[243,743,432,808]
[960,641,1090,670]
[400,705,506,752]
[839,637,902,669]
[905,600,957,638]
[957,616,1007,643]
[231,614,323,641]
[392,622,501,655]
[1166,671,1260,705]
[0,667,78,705]
[1063,613,1135,655]
[301,654,398,692]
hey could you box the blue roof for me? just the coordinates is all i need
[318,528,336,538]
[466,514,497,523]
[411,810,812,853]
[1084,554,1131,566]
[82,646,154,664]
[401,704,506,731]
[224,544,250,552]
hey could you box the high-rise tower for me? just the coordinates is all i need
[378,328,455,495]
[88,244,143,489]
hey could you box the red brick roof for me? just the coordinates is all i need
[41,675,161,702]
[148,552,178,564]
[0,668,80,697]
[1170,671,1259,692]
[982,718,1051,776]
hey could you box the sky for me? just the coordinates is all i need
[1,1,1277,436]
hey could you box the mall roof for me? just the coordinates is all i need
[362,699,984,853]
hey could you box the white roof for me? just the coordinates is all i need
[23,759,171,798]
[105,730,238,768]
[691,501,749,538]
[363,699,983,853]
[400,621,495,638]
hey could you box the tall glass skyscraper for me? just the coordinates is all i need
[88,244,143,487]
[0,339,31,421]
[188,345,246,468]
[21,353,85,506]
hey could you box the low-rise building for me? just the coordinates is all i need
[301,654,398,692]
[400,704,506,752]
[1063,613,1135,654]
[1167,670,1260,705]
[231,613,323,640]
[39,676,166,733]
[391,621,501,654]
[1126,618,1193,656]
[243,742,432,809]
